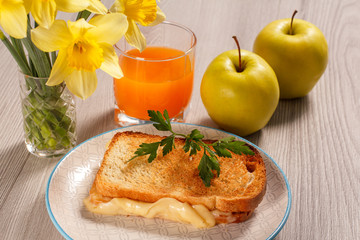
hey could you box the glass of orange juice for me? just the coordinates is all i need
[114,21,196,126]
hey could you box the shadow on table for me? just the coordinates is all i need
[77,109,118,144]
[248,96,311,145]
[1,141,27,162]
[267,95,311,128]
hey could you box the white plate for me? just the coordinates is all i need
[46,123,291,240]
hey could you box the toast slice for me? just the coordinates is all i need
[93,131,266,213]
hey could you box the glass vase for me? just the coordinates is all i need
[19,73,77,158]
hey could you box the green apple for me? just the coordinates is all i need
[253,11,328,99]
[201,37,279,136]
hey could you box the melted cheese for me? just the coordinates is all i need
[83,196,216,228]
[211,209,238,223]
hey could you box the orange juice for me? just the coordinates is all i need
[114,46,194,120]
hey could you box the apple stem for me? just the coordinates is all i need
[289,10,298,35]
[232,36,242,72]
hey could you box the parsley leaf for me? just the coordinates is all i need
[130,142,161,163]
[160,135,175,156]
[213,144,232,158]
[218,141,254,156]
[148,110,172,131]
[198,151,220,187]
[130,110,254,187]
[188,129,204,141]
[183,129,203,156]
[183,139,202,156]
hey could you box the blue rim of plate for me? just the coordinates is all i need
[45,123,292,240]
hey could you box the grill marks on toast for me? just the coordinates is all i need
[94,131,266,213]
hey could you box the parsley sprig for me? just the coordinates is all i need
[130,110,254,187]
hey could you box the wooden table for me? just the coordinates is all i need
[1,0,359,239]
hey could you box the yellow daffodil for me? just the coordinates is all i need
[0,0,27,39]
[110,0,165,51]
[86,0,109,14]
[24,0,108,29]
[31,13,128,99]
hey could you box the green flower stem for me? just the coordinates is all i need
[22,77,75,151]
[51,51,57,65]
[10,36,28,67]
[76,10,92,20]
[21,16,52,78]
[21,36,51,77]
[0,31,32,75]
[28,58,38,77]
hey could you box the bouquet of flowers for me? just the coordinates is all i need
[0,0,165,156]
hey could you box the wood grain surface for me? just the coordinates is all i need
[0,0,359,239]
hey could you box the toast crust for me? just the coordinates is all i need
[94,131,266,212]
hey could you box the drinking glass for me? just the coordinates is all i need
[114,21,196,126]
[19,73,76,157]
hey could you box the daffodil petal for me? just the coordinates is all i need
[31,0,57,28]
[55,0,89,13]
[46,50,73,86]
[125,19,146,52]
[31,20,72,52]
[87,13,128,45]
[0,2,27,39]
[99,43,123,79]
[67,19,94,39]
[124,0,157,26]
[67,39,104,72]
[65,70,98,100]
[23,0,32,13]
[86,0,108,14]
[148,6,165,26]
[109,0,124,13]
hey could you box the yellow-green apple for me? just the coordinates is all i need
[253,11,328,99]
[201,37,279,136]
